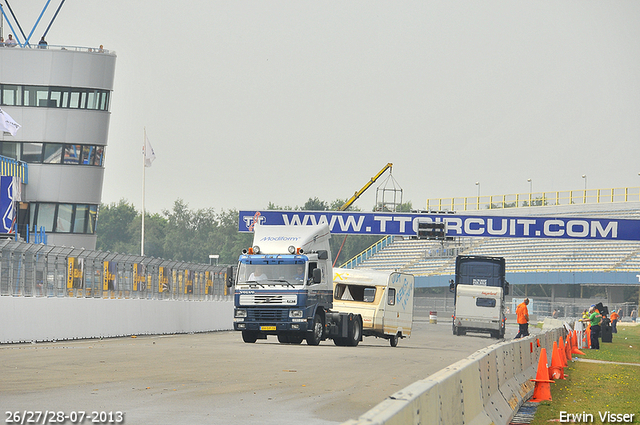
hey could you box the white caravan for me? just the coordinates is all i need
[333,267,414,347]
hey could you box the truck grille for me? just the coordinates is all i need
[239,294,297,305]
[247,309,288,321]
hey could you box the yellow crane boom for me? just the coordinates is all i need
[339,163,393,211]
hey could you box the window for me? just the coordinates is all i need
[81,145,95,165]
[1,85,21,106]
[1,84,111,110]
[334,284,377,303]
[22,143,43,163]
[64,145,81,164]
[387,288,396,306]
[73,205,88,233]
[56,204,73,233]
[94,146,104,166]
[88,205,98,233]
[0,142,19,160]
[476,298,497,308]
[30,203,99,234]
[44,144,63,163]
[69,92,80,108]
[37,203,56,232]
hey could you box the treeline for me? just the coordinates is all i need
[96,198,412,265]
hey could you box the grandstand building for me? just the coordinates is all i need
[0,44,116,249]
[348,192,640,317]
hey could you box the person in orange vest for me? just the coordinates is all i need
[610,310,619,333]
[514,298,530,339]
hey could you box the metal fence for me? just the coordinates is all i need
[426,186,640,212]
[0,239,233,300]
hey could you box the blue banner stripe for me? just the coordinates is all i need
[238,210,640,241]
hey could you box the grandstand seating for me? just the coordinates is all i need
[352,203,640,276]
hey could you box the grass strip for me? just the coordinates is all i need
[531,325,640,424]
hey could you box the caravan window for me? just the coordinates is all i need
[476,297,496,308]
[387,288,396,306]
[334,284,376,303]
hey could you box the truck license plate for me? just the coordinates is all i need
[260,326,276,331]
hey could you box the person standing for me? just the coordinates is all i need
[610,310,619,333]
[38,37,48,49]
[583,306,602,349]
[515,298,530,339]
[5,34,18,47]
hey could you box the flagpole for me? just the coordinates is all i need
[141,127,146,257]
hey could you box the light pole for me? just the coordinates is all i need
[475,181,480,197]
[582,174,587,203]
[527,178,532,194]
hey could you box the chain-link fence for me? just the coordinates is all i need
[0,239,233,300]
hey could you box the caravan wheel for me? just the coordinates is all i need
[389,333,399,347]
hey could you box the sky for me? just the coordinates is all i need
[5,1,640,215]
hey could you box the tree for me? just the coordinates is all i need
[96,199,139,253]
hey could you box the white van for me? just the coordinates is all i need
[333,268,414,347]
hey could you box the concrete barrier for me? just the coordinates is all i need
[0,296,234,343]
[343,326,567,425]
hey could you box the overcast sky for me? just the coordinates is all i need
[7,1,640,214]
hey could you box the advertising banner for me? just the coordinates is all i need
[0,176,16,234]
[238,210,640,241]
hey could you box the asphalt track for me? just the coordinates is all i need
[0,320,530,425]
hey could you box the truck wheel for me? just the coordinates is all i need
[277,334,290,344]
[333,338,347,346]
[306,313,324,346]
[389,333,399,347]
[242,331,258,343]
[347,316,362,347]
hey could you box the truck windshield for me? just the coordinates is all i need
[237,263,306,285]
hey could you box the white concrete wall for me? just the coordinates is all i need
[0,296,234,343]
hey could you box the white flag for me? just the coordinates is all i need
[143,135,156,167]
[0,107,21,136]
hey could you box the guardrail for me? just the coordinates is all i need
[426,187,640,212]
[0,239,232,300]
[343,326,566,425]
[0,155,28,184]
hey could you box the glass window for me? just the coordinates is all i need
[43,144,63,163]
[64,145,81,164]
[69,92,80,108]
[56,204,73,233]
[49,88,66,108]
[87,91,100,110]
[88,205,98,234]
[81,146,95,165]
[94,146,104,166]
[61,91,69,108]
[37,203,56,232]
[1,85,22,106]
[74,205,88,233]
[100,92,108,110]
[0,142,19,160]
[22,143,43,163]
[476,298,497,308]
[387,288,396,306]
[79,92,86,109]
[23,86,50,107]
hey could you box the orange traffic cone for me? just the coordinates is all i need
[565,335,572,361]
[558,336,568,367]
[530,348,555,402]
[548,341,565,380]
[571,331,586,356]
